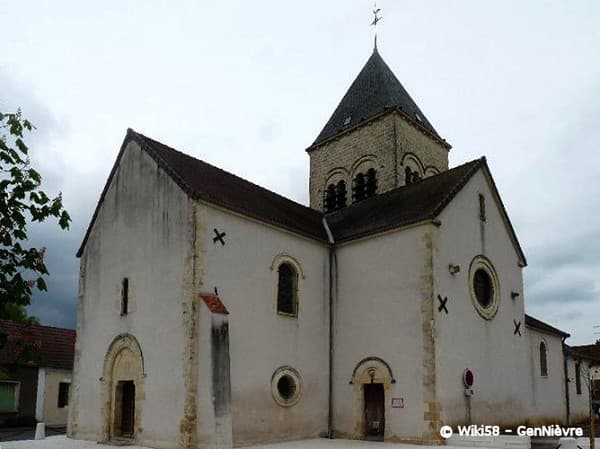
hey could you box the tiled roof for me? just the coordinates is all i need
[524,314,570,338]
[568,343,600,363]
[325,159,484,242]
[0,319,76,370]
[78,132,524,266]
[199,294,229,315]
[76,130,328,256]
[310,48,445,148]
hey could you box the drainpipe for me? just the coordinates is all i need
[322,217,336,439]
[563,338,571,426]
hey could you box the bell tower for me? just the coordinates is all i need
[307,48,451,212]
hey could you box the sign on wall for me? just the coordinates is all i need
[391,397,404,408]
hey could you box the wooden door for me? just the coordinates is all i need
[364,383,385,439]
[120,381,135,437]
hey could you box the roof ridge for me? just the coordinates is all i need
[132,130,321,218]
[312,50,444,147]
[0,319,75,334]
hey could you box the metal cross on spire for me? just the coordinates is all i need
[371,2,383,51]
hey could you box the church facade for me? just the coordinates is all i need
[67,48,592,449]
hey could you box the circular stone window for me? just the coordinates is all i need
[468,256,500,319]
[271,366,302,407]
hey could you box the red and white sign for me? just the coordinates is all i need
[391,397,404,408]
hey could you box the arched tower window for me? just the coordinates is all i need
[277,263,298,316]
[539,341,548,377]
[353,173,366,202]
[324,181,347,212]
[324,184,337,212]
[336,180,347,208]
[365,168,378,197]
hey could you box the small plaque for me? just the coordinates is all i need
[391,397,404,408]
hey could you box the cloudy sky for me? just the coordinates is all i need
[2,1,599,344]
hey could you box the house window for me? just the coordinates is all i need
[121,278,129,316]
[539,342,548,377]
[0,381,19,413]
[575,362,582,394]
[58,382,70,408]
[277,263,298,316]
[479,194,486,221]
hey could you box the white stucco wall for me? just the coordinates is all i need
[434,169,533,427]
[43,368,72,426]
[69,141,192,448]
[196,203,330,447]
[566,357,592,424]
[332,224,434,441]
[526,327,566,424]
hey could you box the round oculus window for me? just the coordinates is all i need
[271,366,302,407]
[469,256,500,319]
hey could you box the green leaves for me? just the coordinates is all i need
[0,107,70,317]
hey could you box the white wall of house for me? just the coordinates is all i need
[69,141,192,448]
[197,203,330,447]
[566,357,592,424]
[434,170,532,427]
[43,368,72,426]
[332,224,433,441]
[526,328,566,424]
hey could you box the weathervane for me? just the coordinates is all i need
[371,2,382,50]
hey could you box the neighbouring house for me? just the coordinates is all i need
[69,44,590,449]
[567,343,600,422]
[0,319,76,427]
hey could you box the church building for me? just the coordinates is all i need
[67,45,590,449]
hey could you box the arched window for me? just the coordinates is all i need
[405,166,422,185]
[120,278,129,316]
[353,173,366,202]
[365,168,378,197]
[336,180,347,208]
[539,342,548,377]
[277,263,298,316]
[324,184,337,212]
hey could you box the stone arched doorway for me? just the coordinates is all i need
[100,334,145,442]
[350,357,395,441]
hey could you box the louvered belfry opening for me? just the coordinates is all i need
[353,169,378,203]
[324,181,348,212]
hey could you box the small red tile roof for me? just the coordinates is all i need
[0,319,76,370]
[199,294,229,315]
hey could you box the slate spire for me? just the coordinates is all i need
[312,49,441,147]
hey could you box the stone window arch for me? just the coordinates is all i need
[351,156,379,203]
[400,153,425,185]
[539,340,548,377]
[323,169,349,212]
[424,166,440,178]
[271,366,303,407]
[271,254,304,317]
[468,255,500,320]
[100,334,145,441]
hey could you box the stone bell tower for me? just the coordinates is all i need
[307,47,451,212]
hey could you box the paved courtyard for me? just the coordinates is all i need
[0,436,450,449]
